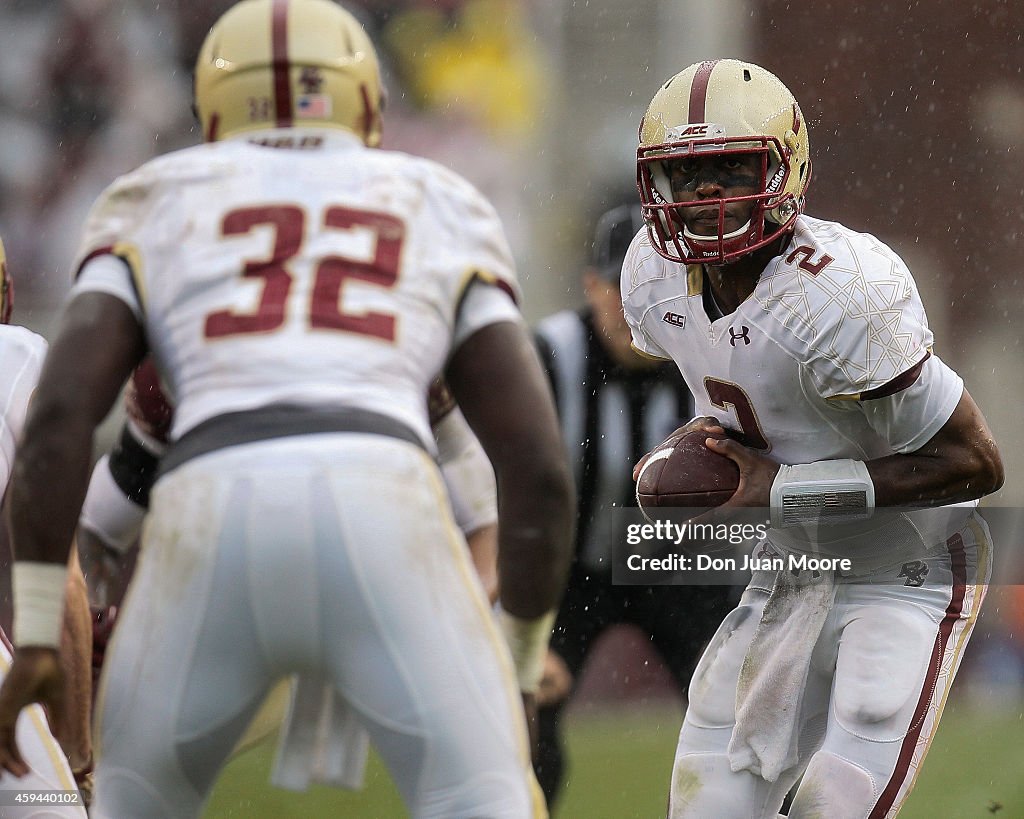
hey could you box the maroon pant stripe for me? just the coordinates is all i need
[869,535,968,818]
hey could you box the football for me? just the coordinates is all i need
[635,428,740,511]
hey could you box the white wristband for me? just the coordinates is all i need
[79,454,147,553]
[13,562,67,648]
[496,607,556,693]
[770,459,875,529]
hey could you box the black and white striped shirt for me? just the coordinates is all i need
[535,309,692,570]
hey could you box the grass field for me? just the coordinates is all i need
[204,696,1024,818]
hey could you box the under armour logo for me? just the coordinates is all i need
[897,560,929,587]
[729,326,750,346]
[663,312,686,328]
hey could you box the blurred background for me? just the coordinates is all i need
[0,0,1021,815]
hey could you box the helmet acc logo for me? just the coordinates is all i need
[665,123,726,142]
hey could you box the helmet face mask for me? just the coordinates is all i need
[637,60,811,265]
[194,0,385,145]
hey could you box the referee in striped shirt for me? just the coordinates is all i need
[532,204,736,806]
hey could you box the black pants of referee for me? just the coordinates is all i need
[533,564,737,809]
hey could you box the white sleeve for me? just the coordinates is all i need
[620,240,674,361]
[78,455,147,552]
[433,407,498,534]
[69,254,143,320]
[859,354,963,453]
[452,280,522,348]
[0,329,46,495]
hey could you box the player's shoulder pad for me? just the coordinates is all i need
[620,227,682,296]
[756,216,925,343]
[393,153,520,301]
[752,215,930,396]
[83,144,218,234]
[620,228,692,331]
[106,142,225,198]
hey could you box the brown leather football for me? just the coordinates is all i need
[636,428,740,510]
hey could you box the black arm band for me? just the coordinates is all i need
[107,424,161,508]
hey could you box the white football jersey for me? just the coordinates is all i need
[622,215,962,464]
[71,129,520,448]
[0,325,46,494]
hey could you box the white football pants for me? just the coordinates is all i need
[669,513,991,819]
[91,433,539,818]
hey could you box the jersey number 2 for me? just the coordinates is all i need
[204,205,402,341]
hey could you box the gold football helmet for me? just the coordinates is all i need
[194,0,384,145]
[637,59,811,265]
[0,237,13,323]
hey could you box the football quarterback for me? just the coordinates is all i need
[623,59,1002,818]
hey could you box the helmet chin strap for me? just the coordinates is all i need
[682,220,752,244]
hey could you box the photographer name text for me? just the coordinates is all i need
[626,552,853,573]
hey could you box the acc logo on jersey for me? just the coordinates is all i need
[897,560,929,587]
[662,312,686,328]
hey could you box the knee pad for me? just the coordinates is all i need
[833,608,934,741]
[789,751,877,819]
[669,752,771,819]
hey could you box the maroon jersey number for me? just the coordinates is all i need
[703,377,771,451]
[205,204,403,341]
[205,205,301,337]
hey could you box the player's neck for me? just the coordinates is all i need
[704,261,760,315]
[703,237,785,315]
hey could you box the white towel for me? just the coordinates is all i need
[727,567,837,782]
[271,674,370,791]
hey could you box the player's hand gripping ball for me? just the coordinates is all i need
[635,428,740,513]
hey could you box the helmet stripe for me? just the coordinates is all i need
[271,0,293,127]
[688,59,719,123]
[359,84,373,142]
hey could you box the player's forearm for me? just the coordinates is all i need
[867,449,1003,507]
[495,458,574,618]
[868,389,1003,507]
[445,321,575,617]
[9,413,95,565]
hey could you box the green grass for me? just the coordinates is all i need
[204,698,1024,818]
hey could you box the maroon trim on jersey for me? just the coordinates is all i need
[859,353,931,401]
[452,274,519,341]
[688,60,719,124]
[74,246,116,281]
[205,112,220,142]
[868,534,968,819]
[129,358,173,442]
[272,0,293,127]
[0,625,12,654]
[492,278,518,305]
